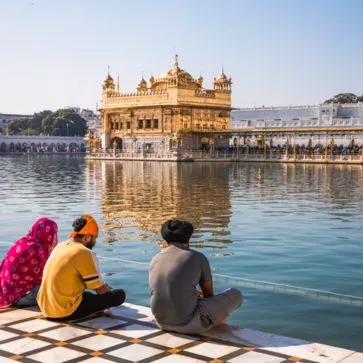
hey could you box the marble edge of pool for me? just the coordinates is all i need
[106,302,361,363]
[0,302,361,363]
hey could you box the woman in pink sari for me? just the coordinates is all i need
[0,217,58,308]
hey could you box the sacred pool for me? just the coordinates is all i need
[0,155,362,356]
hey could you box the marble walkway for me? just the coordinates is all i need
[0,303,361,363]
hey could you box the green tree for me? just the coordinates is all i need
[8,118,30,135]
[51,109,87,136]
[7,108,89,136]
[19,128,37,136]
[30,110,52,134]
[41,113,55,135]
[324,93,359,104]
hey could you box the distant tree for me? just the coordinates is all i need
[358,95,363,102]
[41,113,55,135]
[30,110,52,134]
[8,118,31,135]
[8,108,88,136]
[19,128,37,136]
[52,109,87,136]
[324,93,359,104]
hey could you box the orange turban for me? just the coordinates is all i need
[69,215,99,238]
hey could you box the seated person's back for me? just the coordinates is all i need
[38,215,125,320]
[38,239,102,317]
[149,219,242,334]
[150,244,211,326]
[0,217,58,308]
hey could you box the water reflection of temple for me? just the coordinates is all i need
[230,162,363,208]
[86,160,233,247]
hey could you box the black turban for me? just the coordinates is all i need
[161,220,194,243]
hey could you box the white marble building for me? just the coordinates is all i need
[231,103,363,146]
[232,103,363,129]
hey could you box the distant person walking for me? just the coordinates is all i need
[37,215,125,320]
[149,219,242,334]
[0,217,58,308]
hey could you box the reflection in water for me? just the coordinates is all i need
[85,160,363,251]
[86,161,233,247]
[230,162,363,210]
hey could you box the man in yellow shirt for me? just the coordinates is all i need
[37,215,125,320]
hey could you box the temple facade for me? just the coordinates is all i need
[98,56,232,153]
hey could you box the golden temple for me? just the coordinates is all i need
[98,55,232,152]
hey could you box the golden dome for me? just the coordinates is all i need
[214,69,230,84]
[213,68,232,91]
[139,77,147,85]
[103,71,115,90]
[150,55,202,90]
[137,76,148,91]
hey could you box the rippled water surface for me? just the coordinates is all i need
[0,155,362,350]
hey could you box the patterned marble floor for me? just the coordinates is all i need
[0,303,361,363]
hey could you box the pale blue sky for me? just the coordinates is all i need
[1,0,362,114]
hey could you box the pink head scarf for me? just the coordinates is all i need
[0,217,58,308]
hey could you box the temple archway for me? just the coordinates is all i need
[69,142,79,152]
[200,137,210,151]
[111,137,123,150]
[22,142,29,152]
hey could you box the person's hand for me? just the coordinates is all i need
[95,283,112,294]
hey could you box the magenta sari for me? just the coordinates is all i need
[0,217,58,308]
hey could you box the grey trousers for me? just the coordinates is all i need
[156,288,243,334]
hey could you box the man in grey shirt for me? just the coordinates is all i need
[149,219,242,334]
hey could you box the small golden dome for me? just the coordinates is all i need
[103,71,115,90]
[214,69,229,83]
[137,77,148,91]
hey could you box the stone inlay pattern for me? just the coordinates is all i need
[0,303,358,363]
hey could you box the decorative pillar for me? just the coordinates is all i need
[293,133,297,160]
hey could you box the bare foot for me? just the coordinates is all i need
[219,318,228,325]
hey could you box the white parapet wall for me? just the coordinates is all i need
[0,135,85,152]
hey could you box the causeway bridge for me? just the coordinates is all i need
[0,135,86,152]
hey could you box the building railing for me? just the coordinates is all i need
[87,149,363,162]
[184,150,363,162]
[233,117,363,129]
[88,151,179,159]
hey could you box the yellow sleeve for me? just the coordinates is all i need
[77,250,105,290]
